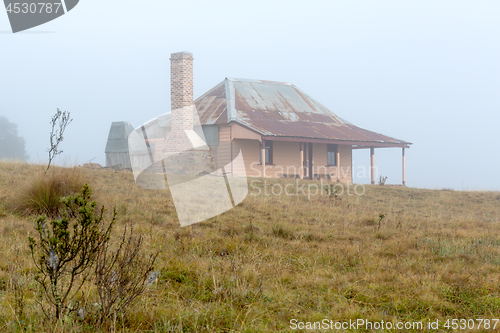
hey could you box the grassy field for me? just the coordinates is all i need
[1,161,500,332]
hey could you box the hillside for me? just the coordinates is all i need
[1,161,500,332]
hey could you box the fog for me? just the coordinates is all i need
[1,0,499,190]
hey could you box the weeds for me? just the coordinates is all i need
[322,184,341,199]
[378,175,388,185]
[378,213,386,229]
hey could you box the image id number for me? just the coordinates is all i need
[6,3,62,14]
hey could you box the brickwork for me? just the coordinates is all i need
[163,51,198,155]
[162,129,195,154]
[170,52,194,131]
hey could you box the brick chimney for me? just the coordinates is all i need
[162,51,205,156]
[170,52,194,132]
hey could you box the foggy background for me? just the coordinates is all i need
[1,0,499,190]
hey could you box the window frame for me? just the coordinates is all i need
[327,144,338,166]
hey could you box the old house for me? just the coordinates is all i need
[129,52,411,184]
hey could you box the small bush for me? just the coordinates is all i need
[95,223,158,326]
[29,184,115,320]
[10,166,86,217]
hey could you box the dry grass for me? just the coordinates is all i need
[1,161,500,332]
[6,163,87,217]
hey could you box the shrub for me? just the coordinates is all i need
[28,183,159,327]
[28,184,115,319]
[94,223,158,326]
[10,166,86,217]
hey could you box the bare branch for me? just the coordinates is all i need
[46,109,72,174]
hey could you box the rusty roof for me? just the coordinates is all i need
[195,78,411,147]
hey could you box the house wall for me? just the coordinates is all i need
[216,125,232,172]
[219,124,231,142]
[267,141,302,178]
[312,143,352,184]
[231,123,261,140]
[231,138,352,183]
[232,139,301,178]
[231,139,257,176]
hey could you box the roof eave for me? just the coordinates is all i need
[262,135,411,148]
[228,120,411,148]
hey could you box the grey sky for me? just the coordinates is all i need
[1,0,499,190]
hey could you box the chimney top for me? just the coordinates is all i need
[170,51,193,60]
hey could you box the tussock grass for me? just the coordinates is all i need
[1,161,500,331]
[8,164,87,217]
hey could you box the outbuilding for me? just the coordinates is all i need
[104,121,134,169]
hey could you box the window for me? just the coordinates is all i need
[260,140,273,164]
[327,144,337,166]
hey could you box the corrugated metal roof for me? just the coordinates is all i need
[195,78,411,146]
[196,82,227,125]
[105,121,134,153]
